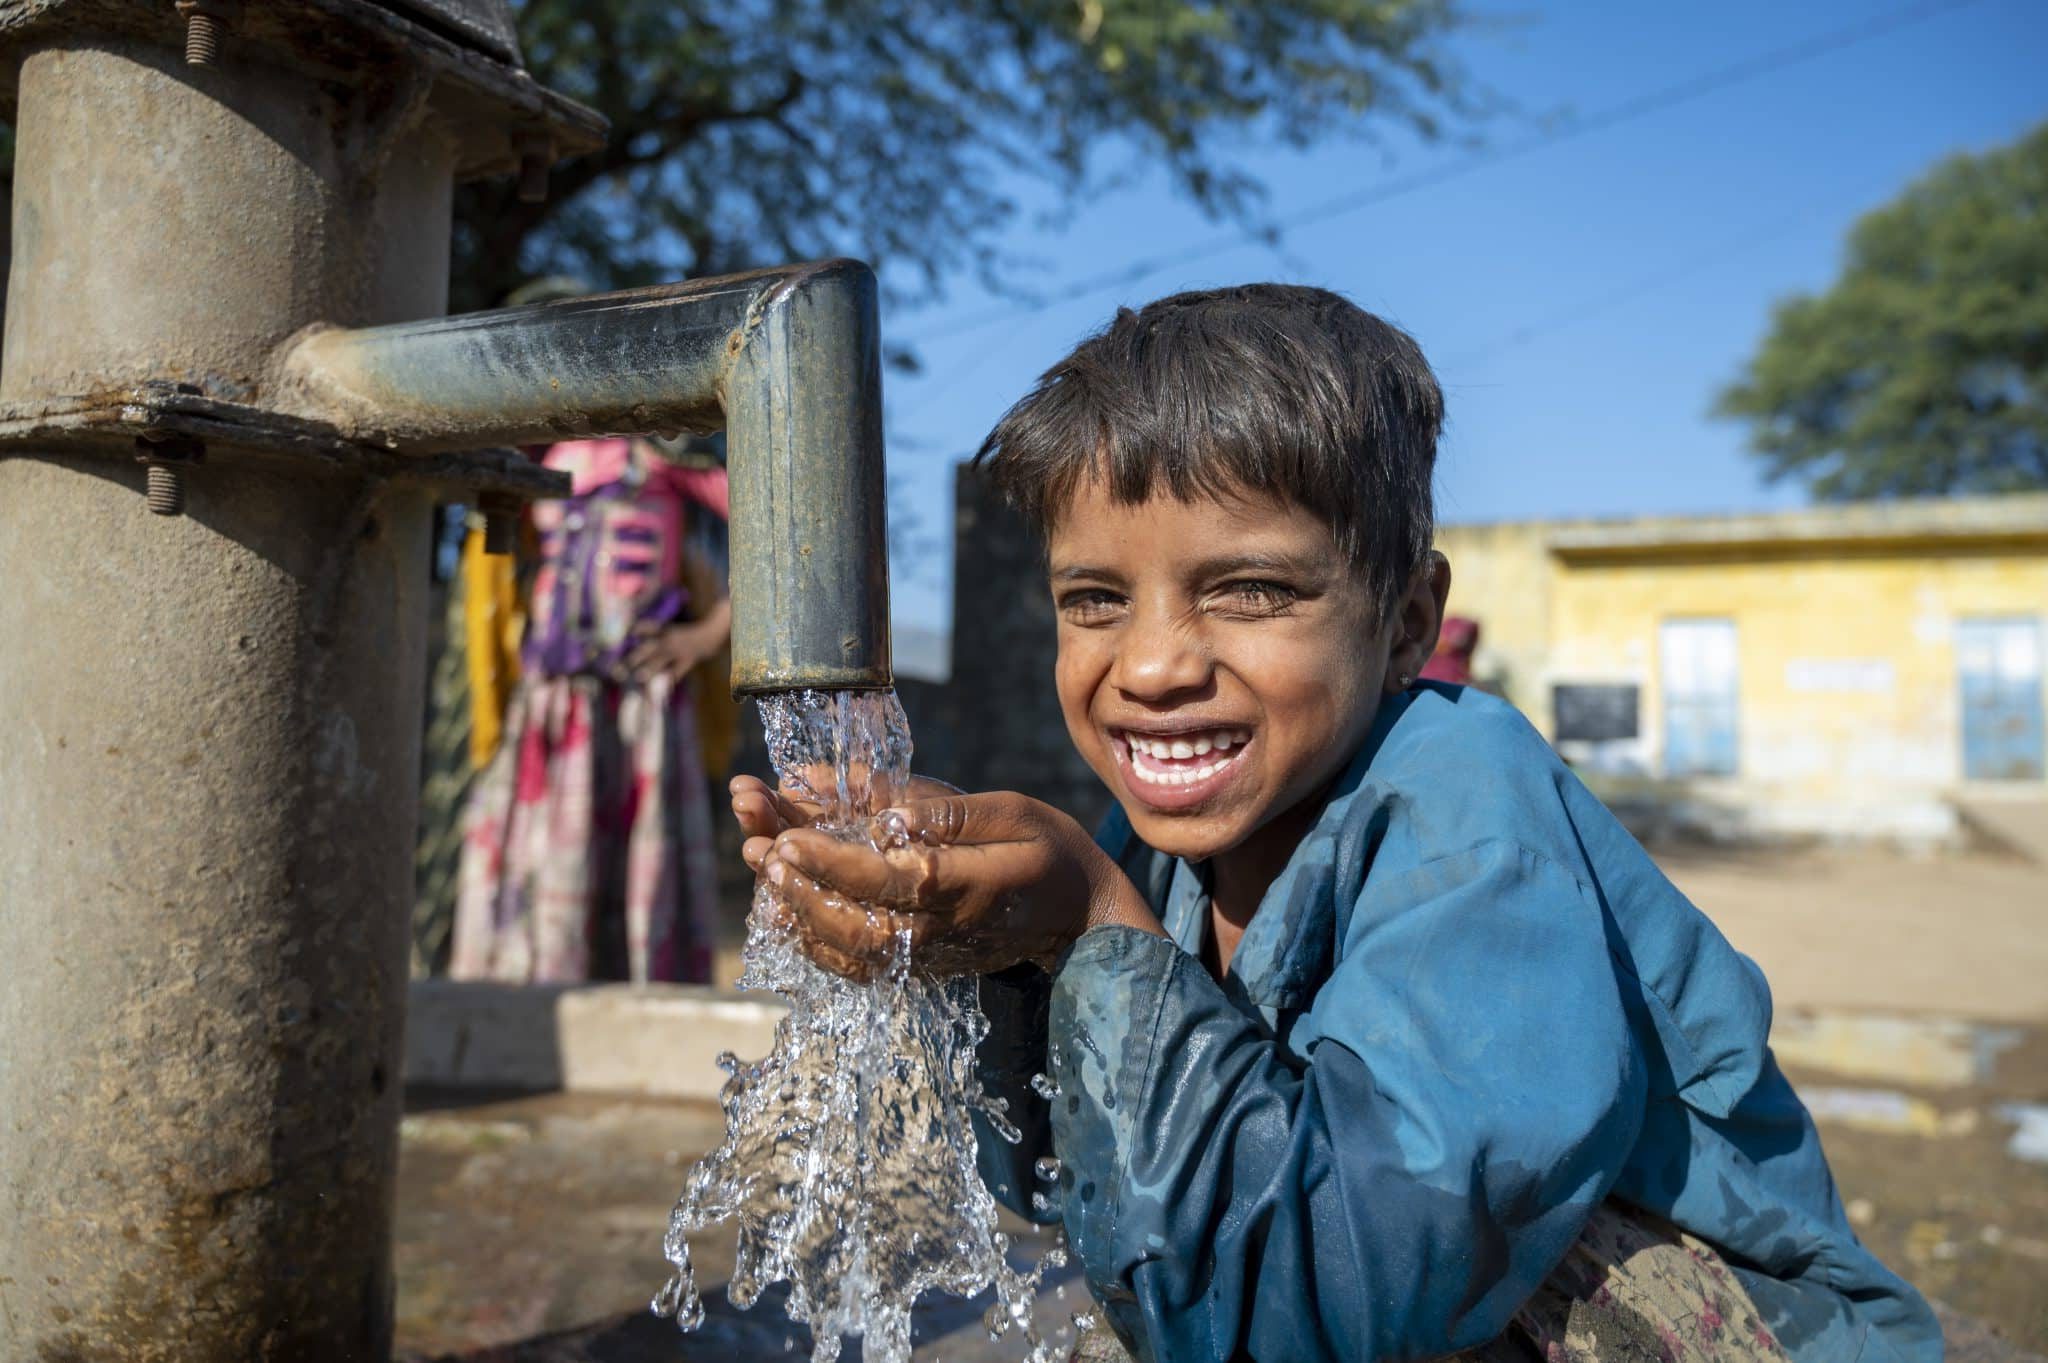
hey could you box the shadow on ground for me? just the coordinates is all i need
[398,1271,1088,1363]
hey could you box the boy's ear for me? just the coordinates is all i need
[1383,552,1451,692]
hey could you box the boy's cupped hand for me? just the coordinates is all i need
[729,775,1161,981]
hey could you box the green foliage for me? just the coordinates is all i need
[453,0,1475,315]
[1717,122,2048,498]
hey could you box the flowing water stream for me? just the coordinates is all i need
[653,689,1066,1361]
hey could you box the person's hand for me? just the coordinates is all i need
[729,771,970,979]
[758,790,1163,981]
[625,618,722,684]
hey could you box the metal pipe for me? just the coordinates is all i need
[277,259,892,694]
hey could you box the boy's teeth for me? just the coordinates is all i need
[1125,728,1246,761]
[1124,730,1252,786]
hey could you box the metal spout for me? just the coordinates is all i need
[277,259,891,694]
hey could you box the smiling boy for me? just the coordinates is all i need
[734,285,1937,1363]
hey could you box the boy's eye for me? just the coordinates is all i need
[1057,588,1126,622]
[1216,580,1298,615]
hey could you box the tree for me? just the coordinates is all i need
[453,1,1477,320]
[1717,121,2048,499]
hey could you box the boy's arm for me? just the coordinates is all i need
[1049,841,1647,1362]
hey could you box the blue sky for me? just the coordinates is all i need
[874,0,2047,637]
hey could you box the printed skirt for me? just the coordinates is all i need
[451,671,719,984]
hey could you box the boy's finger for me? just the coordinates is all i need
[767,859,902,968]
[742,835,772,871]
[771,829,916,905]
[774,826,1017,915]
[769,783,823,828]
[731,790,784,840]
[880,792,1034,848]
[728,776,820,836]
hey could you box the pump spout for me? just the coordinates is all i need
[277,259,890,694]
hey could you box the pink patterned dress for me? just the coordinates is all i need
[451,438,726,984]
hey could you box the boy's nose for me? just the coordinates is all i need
[1111,616,1212,702]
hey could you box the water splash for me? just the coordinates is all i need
[654,689,1060,1361]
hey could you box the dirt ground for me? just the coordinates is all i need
[1658,841,2048,1021]
[397,841,2048,1359]
[393,1090,1082,1361]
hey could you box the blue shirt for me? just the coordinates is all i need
[975,683,1938,1363]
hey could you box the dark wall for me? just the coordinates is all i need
[895,466,1113,832]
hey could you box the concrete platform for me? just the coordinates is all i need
[405,981,785,1099]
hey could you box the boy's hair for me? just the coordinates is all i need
[974,283,1442,621]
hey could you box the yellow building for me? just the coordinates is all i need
[1434,493,2048,843]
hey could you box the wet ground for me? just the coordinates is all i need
[1777,1031,2048,1352]
[394,1089,1086,1362]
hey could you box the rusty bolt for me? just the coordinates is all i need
[136,432,206,518]
[146,464,186,516]
[184,12,221,64]
[176,1,233,66]
[516,134,553,204]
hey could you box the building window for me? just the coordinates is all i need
[1957,616,2045,781]
[1660,618,1739,778]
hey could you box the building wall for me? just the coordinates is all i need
[1433,518,1591,729]
[1546,546,2048,839]
[1439,495,2048,843]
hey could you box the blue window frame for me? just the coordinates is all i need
[1957,617,2045,781]
[1661,618,1739,779]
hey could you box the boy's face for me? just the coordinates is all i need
[1047,476,1413,866]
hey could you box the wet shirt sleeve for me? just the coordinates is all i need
[1048,840,1648,1362]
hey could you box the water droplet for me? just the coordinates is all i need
[1031,1191,1052,1212]
[1029,1071,1060,1099]
[1034,1155,1062,1182]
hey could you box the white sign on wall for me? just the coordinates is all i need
[1783,659,1896,694]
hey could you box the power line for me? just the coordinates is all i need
[1436,212,1812,373]
[909,0,1989,344]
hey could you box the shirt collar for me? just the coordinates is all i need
[1156,692,1414,1012]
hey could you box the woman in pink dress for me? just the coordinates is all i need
[452,436,729,984]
